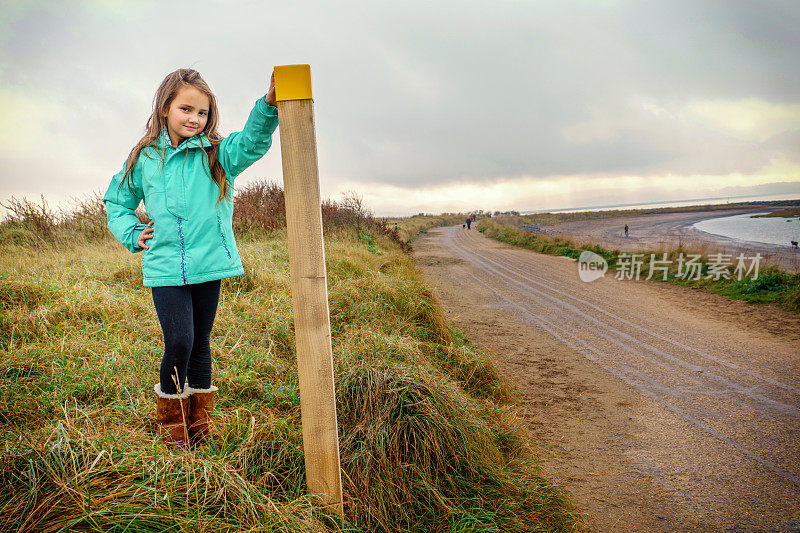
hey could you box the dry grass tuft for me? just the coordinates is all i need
[337,365,578,532]
[0,192,583,532]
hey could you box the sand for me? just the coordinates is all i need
[413,225,800,532]
[544,208,800,273]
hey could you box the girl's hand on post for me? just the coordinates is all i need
[139,221,154,249]
[266,71,276,107]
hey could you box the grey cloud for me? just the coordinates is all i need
[311,0,800,185]
[0,0,798,198]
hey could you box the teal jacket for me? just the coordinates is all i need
[104,95,278,287]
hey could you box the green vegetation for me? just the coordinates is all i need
[478,219,800,313]
[477,220,617,266]
[0,184,583,532]
[383,214,471,245]
[673,267,800,308]
[752,207,800,218]
[494,199,800,226]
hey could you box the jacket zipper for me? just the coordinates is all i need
[217,213,232,259]
[176,216,188,285]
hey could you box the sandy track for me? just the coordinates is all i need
[546,208,800,273]
[413,225,800,532]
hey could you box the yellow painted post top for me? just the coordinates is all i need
[274,64,313,101]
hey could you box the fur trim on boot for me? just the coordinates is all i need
[185,385,218,446]
[154,383,191,447]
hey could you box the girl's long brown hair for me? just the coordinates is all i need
[120,68,229,205]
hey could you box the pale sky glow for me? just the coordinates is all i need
[344,158,800,216]
[680,99,800,142]
[1,0,799,218]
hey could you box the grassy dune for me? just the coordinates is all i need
[0,186,583,532]
[753,207,800,218]
[477,218,800,313]
[383,214,470,245]
[502,199,800,226]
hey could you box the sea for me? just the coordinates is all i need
[693,212,800,248]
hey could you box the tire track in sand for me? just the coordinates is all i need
[414,225,800,532]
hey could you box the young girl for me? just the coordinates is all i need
[103,68,278,448]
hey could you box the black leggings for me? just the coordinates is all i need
[151,279,221,394]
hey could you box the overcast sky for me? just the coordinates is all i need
[1,0,799,217]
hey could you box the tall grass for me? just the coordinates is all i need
[476,220,617,264]
[0,192,131,248]
[0,190,583,531]
[0,180,403,251]
[338,366,575,532]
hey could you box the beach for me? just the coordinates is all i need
[414,225,800,531]
[546,208,800,273]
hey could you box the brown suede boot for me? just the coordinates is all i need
[185,385,218,447]
[154,383,191,448]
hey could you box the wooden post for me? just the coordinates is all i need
[274,64,343,513]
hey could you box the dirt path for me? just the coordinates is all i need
[413,225,800,532]
[545,208,800,273]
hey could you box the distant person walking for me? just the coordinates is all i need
[624,224,629,237]
[466,217,472,230]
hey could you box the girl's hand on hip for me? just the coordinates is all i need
[266,71,276,107]
[139,222,154,249]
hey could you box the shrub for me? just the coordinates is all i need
[0,181,407,251]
